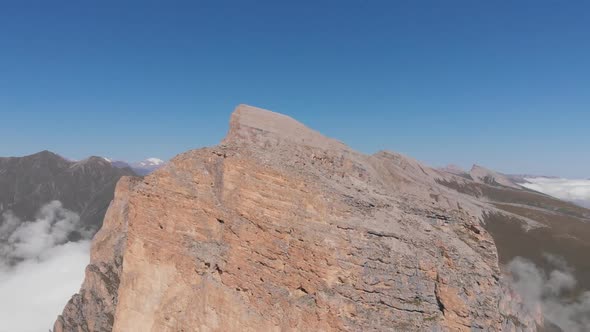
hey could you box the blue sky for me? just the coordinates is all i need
[1,1,588,177]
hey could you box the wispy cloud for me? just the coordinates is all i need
[521,178,590,208]
[508,255,590,331]
[0,201,91,332]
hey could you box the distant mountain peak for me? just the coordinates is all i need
[73,156,111,166]
[107,157,166,176]
[11,150,64,160]
[469,164,522,189]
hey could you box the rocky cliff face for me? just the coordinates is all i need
[55,105,539,331]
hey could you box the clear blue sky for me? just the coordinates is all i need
[1,1,588,177]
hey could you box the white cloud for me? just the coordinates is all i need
[508,256,590,331]
[139,157,165,167]
[145,157,164,165]
[521,177,590,208]
[0,201,91,332]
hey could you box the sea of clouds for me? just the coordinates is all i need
[509,255,590,331]
[0,201,91,332]
[521,177,590,208]
[514,177,590,330]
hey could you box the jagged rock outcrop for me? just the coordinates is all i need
[55,105,539,331]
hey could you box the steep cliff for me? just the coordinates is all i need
[55,105,538,331]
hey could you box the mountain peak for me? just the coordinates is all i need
[469,164,485,172]
[36,150,57,156]
[22,150,64,160]
[224,104,348,151]
[84,156,110,163]
[469,164,521,189]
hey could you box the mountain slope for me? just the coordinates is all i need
[55,105,539,331]
[0,151,136,232]
[436,171,590,292]
[469,164,523,189]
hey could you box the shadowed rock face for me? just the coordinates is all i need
[0,151,136,232]
[55,105,541,331]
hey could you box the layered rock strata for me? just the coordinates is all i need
[55,105,538,331]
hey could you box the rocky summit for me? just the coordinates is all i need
[55,105,542,331]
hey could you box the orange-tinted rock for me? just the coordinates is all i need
[56,105,538,331]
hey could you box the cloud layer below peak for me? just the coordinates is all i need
[521,177,590,208]
[509,255,590,331]
[0,201,91,332]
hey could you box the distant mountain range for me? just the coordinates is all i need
[0,151,167,232]
[110,157,166,176]
[0,151,136,232]
[438,164,589,209]
[439,164,554,187]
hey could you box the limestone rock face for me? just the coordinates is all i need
[55,105,537,331]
